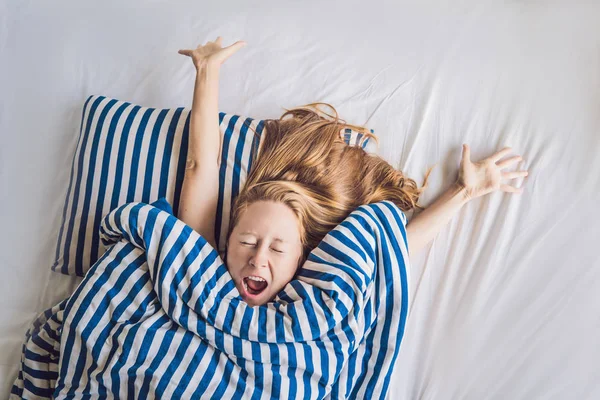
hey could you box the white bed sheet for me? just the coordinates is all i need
[2,1,599,398]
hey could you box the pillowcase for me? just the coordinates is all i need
[52,95,374,277]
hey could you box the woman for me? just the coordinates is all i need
[177,37,529,307]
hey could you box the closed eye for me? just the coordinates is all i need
[271,248,284,254]
[241,241,256,246]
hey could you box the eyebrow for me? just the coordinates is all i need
[239,231,287,243]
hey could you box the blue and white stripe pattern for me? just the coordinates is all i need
[13,197,410,399]
[52,95,372,277]
[341,127,373,148]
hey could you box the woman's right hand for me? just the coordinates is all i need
[178,36,247,70]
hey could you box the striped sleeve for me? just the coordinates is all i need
[13,198,409,399]
[97,200,390,347]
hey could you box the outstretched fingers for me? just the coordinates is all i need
[220,40,247,59]
[501,184,524,194]
[488,147,513,163]
[496,155,522,168]
[502,170,528,179]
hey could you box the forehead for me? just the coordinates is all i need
[236,201,300,241]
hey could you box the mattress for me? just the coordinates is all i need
[2,1,599,398]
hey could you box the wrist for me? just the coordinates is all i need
[196,60,220,75]
[196,65,220,88]
[451,181,471,204]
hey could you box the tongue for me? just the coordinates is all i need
[247,279,267,292]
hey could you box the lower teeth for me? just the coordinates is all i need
[244,280,265,295]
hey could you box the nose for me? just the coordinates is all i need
[249,243,269,268]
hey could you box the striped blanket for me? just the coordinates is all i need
[11,197,411,399]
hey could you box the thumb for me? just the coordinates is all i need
[462,144,471,164]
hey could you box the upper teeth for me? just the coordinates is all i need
[247,276,265,282]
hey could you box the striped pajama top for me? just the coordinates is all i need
[11,197,410,399]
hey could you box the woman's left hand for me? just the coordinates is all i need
[457,144,529,201]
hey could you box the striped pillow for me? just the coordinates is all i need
[52,95,373,277]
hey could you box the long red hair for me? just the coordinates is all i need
[227,103,433,264]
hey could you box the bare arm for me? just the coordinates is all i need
[178,64,221,249]
[406,182,469,256]
[406,144,528,256]
[177,37,247,249]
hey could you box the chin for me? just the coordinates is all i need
[244,296,268,307]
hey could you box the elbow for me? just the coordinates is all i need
[185,158,197,170]
[405,224,420,257]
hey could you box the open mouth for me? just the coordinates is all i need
[243,276,268,296]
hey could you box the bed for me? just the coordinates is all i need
[2,1,599,398]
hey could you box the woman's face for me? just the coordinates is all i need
[226,200,303,307]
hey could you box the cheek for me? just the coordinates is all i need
[225,247,245,274]
[273,258,299,283]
